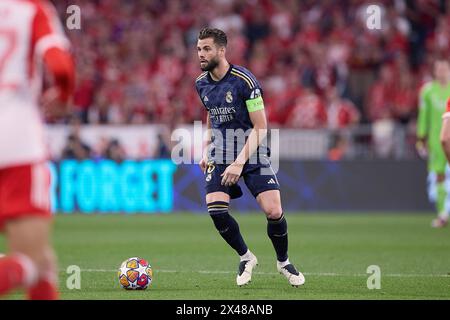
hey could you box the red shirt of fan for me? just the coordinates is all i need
[286,92,327,129]
[327,99,360,129]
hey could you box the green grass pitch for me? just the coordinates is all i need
[1,212,450,300]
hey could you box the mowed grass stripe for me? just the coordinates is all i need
[2,213,450,299]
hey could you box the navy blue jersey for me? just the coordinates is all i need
[195,64,269,164]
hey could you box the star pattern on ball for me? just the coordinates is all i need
[120,265,129,276]
[137,264,148,276]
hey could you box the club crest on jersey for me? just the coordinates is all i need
[207,162,215,174]
[226,91,233,103]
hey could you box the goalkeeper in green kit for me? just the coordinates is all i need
[417,59,450,228]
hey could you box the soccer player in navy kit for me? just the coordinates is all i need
[195,28,305,287]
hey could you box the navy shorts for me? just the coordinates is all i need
[204,160,280,199]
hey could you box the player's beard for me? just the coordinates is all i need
[200,57,219,72]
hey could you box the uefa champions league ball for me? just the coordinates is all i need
[118,257,153,290]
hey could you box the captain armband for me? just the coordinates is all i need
[246,96,265,112]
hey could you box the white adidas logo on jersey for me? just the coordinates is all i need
[267,178,276,184]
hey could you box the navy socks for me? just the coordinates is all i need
[208,201,248,256]
[267,213,288,262]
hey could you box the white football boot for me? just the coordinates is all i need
[277,261,305,287]
[431,216,448,228]
[431,211,449,228]
[236,253,258,286]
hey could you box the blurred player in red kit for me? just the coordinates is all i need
[0,0,74,299]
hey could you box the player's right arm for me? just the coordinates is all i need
[416,84,431,158]
[199,111,211,173]
[440,99,450,163]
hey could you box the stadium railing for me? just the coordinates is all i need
[46,122,418,161]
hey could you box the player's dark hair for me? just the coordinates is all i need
[198,28,227,47]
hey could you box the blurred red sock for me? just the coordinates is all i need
[27,277,58,300]
[0,255,36,296]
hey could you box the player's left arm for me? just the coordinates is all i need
[221,94,267,187]
[416,85,430,158]
[235,109,267,164]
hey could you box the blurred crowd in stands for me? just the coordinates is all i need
[60,127,171,161]
[51,0,449,161]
